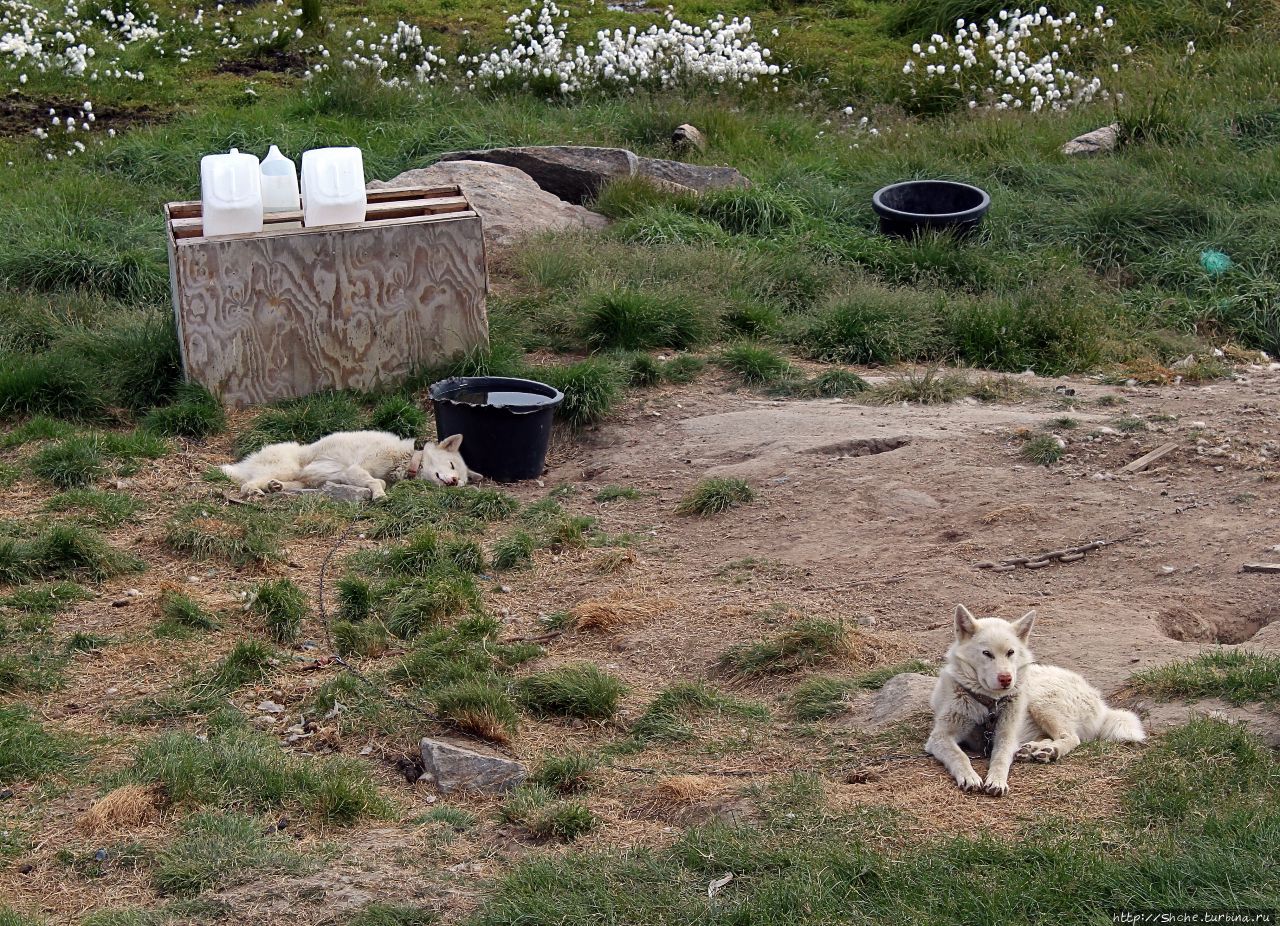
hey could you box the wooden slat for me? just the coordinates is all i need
[1119,441,1180,474]
[173,208,479,245]
[1242,563,1280,574]
[168,192,471,240]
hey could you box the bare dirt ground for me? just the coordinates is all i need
[3,362,1280,924]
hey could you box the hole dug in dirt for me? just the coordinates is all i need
[1157,604,1278,644]
[805,436,910,458]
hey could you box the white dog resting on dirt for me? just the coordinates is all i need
[221,430,468,500]
[926,604,1145,797]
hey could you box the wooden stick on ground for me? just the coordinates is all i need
[1120,441,1180,474]
[1241,563,1280,574]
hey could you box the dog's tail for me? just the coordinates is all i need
[1098,707,1145,743]
[220,462,244,484]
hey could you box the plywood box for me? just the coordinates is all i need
[165,185,489,407]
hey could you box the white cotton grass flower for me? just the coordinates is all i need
[901,4,1120,113]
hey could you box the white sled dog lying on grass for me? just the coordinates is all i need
[222,431,469,500]
[926,604,1145,797]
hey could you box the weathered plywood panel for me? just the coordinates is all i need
[170,206,488,407]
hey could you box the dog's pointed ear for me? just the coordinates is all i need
[438,433,463,453]
[1011,609,1037,642]
[954,604,978,640]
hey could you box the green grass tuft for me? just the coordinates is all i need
[578,288,713,351]
[492,530,537,570]
[498,785,597,841]
[141,383,227,439]
[346,904,437,926]
[433,677,520,743]
[540,359,624,428]
[369,395,429,439]
[719,618,851,677]
[156,589,219,635]
[1129,650,1280,704]
[0,705,73,785]
[42,489,140,528]
[163,503,284,566]
[515,664,626,720]
[865,367,969,405]
[234,392,365,457]
[0,581,91,615]
[629,682,768,745]
[717,342,793,385]
[676,478,754,516]
[529,751,598,794]
[1021,434,1065,466]
[593,485,643,503]
[790,661,935,720]
[152,811,306,897]
[251,579,307,644]
[0,522,144,585]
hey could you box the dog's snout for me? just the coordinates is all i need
[441,475,458,486]
[997,673,1013,689]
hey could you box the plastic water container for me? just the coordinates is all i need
[200,148,263,238]
[260,145,300,214]
[300,146,367,227]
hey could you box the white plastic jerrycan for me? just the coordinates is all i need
[260,145,300,214]
[300,146,367,227]
[200,147,263,238]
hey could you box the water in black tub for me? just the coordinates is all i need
[452,389,555,407]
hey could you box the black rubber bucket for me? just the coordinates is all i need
[429,376,563,482]
[872,180,991,238]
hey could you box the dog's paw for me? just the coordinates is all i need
[266,479,284,494]
[956,772,984,792]
[983,779,1009,797]
[1016,742,1058,763]
[369,479,387,500]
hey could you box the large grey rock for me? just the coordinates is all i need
[434,145,749,205]
[420,736,527,793]
[369,160,608,249]
[1061,123,1121,156]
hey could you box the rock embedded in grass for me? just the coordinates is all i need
[420,736,527,793]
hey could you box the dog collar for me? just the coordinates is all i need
[405,455,420,479]
[956,682,1012,712]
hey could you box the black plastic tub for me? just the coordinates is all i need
[429,376,563,482]
[871,180,991,238]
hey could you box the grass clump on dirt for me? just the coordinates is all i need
[124,720,388,824]
[369,395,429,439]
[154,588,219,636]
[529,751,599,794]
[42,489,140,528]
[498,785,597,842]
[141,383,226,439]
[345,905,437,926]
[152,811,307,897]
[120,640,275,723]
[1021,434,1066,466]
[0,705,73,784]
[1129,650,1280,704]
[0,581,91,615]
[540,358,624,428]
[492,530,537,570]
[717,342,793,385]
[515,664,626,720]
[27,431,166,489]
[367,481,517,538]
[791,660,935,720]
[677,477,754,516]
[433,677,520,743]
[720,618,852,677]
[865,367,969,405]
[0,521,144,585]
[251,579,307,644]
[594,485,644,503]
[578,287,713,351]
[778,368,871,398]
[628,682,769,745]
[233,392,365,457]
[163,503,284,566]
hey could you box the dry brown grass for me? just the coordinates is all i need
[571,591,674,631]
[980,503,1041,524]
[78,783,164,833]
[591,547,637,573]
[651,774,719,804]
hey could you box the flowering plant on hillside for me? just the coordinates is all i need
[901,5,1126,113]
